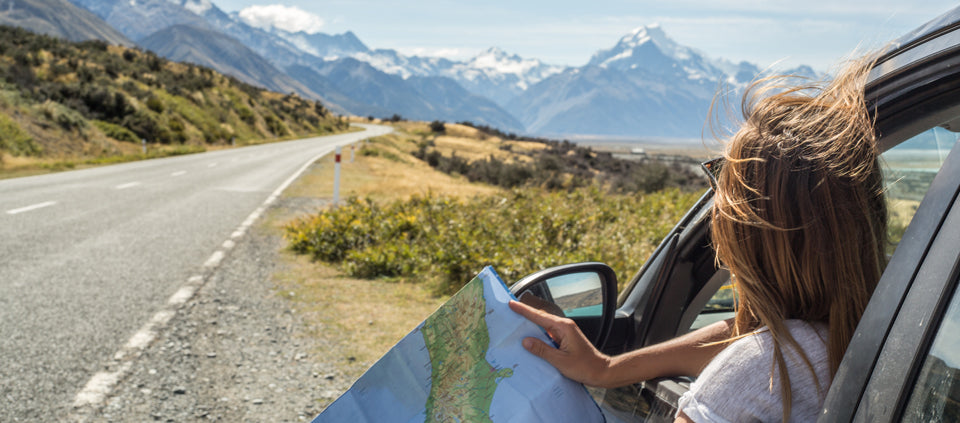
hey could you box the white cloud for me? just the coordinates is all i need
[237,4,325,34]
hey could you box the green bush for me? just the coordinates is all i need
[0,112,41,156]
[145,96,164,113]
[92,120,139,143]
[39,100,86,130]
[286,188,702,295]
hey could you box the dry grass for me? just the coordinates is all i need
[284,133,501,202]
[273,252,446,369]
[272,124,521,372]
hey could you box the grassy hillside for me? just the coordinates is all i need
[0,25,348,174]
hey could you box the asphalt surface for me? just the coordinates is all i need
[100,195,354,422]
[0,124,391,421]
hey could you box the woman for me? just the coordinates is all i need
[510,56,888,422]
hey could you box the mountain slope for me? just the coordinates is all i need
[70,0,210,42]
[138,25,325,103]
[310,58,522,130]
[285,64,389,117]
[509,25,745,137]
[509,65,711,137]
[0,0,131,46]
[190,3,320,70]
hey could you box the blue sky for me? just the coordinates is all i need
[214,0,959,71]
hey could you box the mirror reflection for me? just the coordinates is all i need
[545,272,603,318]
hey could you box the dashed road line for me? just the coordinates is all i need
[171,171,187,177]
[70,143,343,420]
[208,162,218,168]
[115,182,141,190]
[6,201,57,215]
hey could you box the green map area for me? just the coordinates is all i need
[421,275,514,422]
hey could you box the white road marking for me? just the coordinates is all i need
[72,139,361,416]
[115,182,141,190]
[203,251,225,268]
[171,171,187,177]
[72,362,131,409]
[208,162,218,168]
[6,201,57,215]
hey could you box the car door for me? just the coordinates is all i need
[594,7,960,422]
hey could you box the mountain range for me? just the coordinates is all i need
[1,0,819,137]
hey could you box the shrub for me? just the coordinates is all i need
[145,96,164,113]
[39,100,86,130]
[92,120,139,143]
[0,112,41,156]
[429,120,446,133]
[285,188,702,295]
[264,113,287,136]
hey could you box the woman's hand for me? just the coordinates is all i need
[509,300,613,387]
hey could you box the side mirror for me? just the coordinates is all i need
[510,262,618,348]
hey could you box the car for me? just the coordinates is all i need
[509,5,960,422]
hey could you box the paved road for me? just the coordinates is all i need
[0,124,392,421]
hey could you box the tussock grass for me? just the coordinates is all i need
[285,133,500,203]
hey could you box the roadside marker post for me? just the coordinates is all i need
[141,138,146,154]
[333,146,341,208]
[350,145,355,163]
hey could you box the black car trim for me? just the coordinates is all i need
[617,189,712,309]
[822,137,960,421]
[872,19,960,91]
[856,184,960,421]
[876,5,960,70]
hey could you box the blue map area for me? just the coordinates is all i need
[312,266,604,423]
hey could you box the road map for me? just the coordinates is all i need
[311,266,605,422]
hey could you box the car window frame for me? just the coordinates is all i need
[850,146,960,422]
[821,24,960,421]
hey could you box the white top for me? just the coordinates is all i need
[676,320,832,423]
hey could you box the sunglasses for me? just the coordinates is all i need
[700,157,723,189]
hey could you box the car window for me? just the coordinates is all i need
[689,282,735,331]
[900,279,960,420]
[883,125,960,253]
[686,125,959,333]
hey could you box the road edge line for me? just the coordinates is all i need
[68,145,340,421]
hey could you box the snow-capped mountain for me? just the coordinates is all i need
[251,22,565,108]
[457,47,565,89]
[339,47,567,107]
[70,0,212,41]
[232,12,370,60]
[589,24,735,84]
[56,0,823,137]
[509,24,767,137]
[438,47,567,106]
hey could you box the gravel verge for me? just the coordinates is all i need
[95,195,351,422]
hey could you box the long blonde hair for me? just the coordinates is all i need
[710,58,887,421]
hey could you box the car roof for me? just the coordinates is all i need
[886,5,960,55]
[870,5,960,85]
[863,6,960,152]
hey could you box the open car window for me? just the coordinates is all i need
[684,125,960,334]
[883,125,960,254]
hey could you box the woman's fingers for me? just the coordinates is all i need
[522,337,564,364]
[509,299,566,330]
